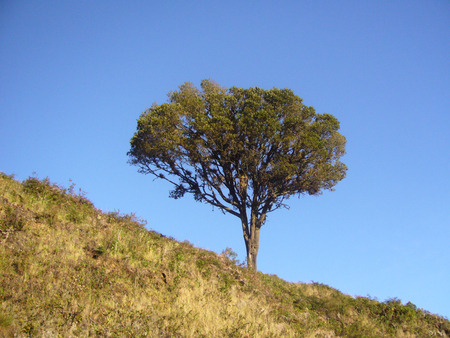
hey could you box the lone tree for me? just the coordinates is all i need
[128,80,347,271]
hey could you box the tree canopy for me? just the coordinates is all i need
[128,79,347,270]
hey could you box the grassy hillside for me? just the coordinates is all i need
[1,172,449,338]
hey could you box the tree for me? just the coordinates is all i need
[128,79,347,271]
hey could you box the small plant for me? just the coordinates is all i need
[221,247,239,264]
[0,311,12,328]
[0,172,16,180]
[106,210,147,228]
[22,175,56,198]
[0,203,25,234]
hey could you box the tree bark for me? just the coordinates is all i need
[243,214,261,271]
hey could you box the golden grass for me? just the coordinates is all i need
[1,173,449,337]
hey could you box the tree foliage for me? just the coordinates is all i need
[128,79,347,270]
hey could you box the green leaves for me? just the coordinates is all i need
[128,79,347,217]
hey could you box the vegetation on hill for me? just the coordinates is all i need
[1,172,449,337]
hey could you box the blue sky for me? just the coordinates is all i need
[1,0,449,318]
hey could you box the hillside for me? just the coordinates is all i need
[1,172,449,337]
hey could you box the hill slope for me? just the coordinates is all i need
[1,172,449,337]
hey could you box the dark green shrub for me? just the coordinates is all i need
[22,176,59,200]
[106,211,147,228]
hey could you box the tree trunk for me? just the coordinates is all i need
[246,238,259,271]
[243,217,261,271]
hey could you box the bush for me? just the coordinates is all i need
[0,201,25,233]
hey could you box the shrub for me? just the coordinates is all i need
[0,201,25,233]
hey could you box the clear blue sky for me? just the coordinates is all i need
[1,0,449,318]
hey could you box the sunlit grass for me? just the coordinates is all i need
[1,172,449,337]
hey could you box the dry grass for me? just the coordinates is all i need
[1,172,449,337]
